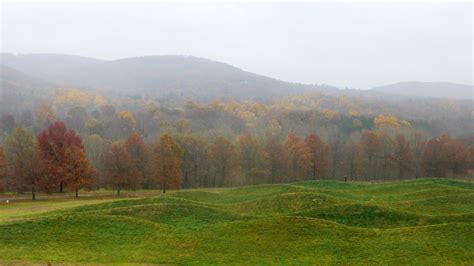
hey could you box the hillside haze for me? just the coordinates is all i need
[372,81,474,100]
[1,53,321,101]
[2,53,473,101]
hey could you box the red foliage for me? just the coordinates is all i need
[38,121,85,192]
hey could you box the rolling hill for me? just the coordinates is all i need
[1,53,323,101]
[0,178,472,264]
[2,53,472,102]
[0,64,56,113]
[0,53,104,83]
[372,81,474,100]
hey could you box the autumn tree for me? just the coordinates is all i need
[208,136,238,187]
[86,118,104,136]
[152,134,183,193]
[422,134,470,178]
[328,128,344,179]
[101,141,140,196]
[4,127,42,200]
[237,133,268,185]
[38,121,84,193]
[422,138,444,177]
[411,131,427,178]
[439,134,470,176]
[118,111,137,138]
[66,106,89,133]
[392,135,413,180]
[0,147,7,191]
[361,131,382,180]
[283,133,311,181]
[126,133,150,188]
[84,134,106,169]
[342,139,362,181]
[305,133,329,179]
[177,134,209,188]
[264,135,285,183]
[36,104,57,129]
[378,132,394,180]
[63,146,96,198]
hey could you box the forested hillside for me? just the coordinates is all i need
[1,53,321,101]
[1,54,473,196]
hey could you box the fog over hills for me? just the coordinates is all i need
[1,53,326,102]
[0,64,54,90]
[372,82,474,100]
[1,53,472,101]
[0,53,104,83]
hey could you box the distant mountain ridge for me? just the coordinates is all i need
[0,53,104,83]
[371,81,473,100]
[1,53,472,101]
[0,64,54,89]
[0,53,324,101]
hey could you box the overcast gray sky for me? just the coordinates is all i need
[1,2,472,89]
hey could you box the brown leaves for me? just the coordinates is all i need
[152,134,183,192]
[283,133,311,181]
[38,121,95,193]
[305,134,329,179]
[102,141,141,193]
[422,134,470,177]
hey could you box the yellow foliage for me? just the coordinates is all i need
[119,111,137,127]
[36,104,57,126]
[224,101,241,113]
[269,119,282,134]
[53,88,107,108]
[349,110,359,117]
[238,111,256,121]
[400,120,412,128]
[324,109,339,120]
[94,94,108,107]
[374,114,411,128]
[53,89,87,107]
[250,102,267,116]
[211,100,224,111]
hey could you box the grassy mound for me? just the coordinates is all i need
[105,203,247,231]
[0,214,187,264]
[291,203,473,228]
[194,217,474,264]
[0,178,473,264]
[390,193,474,215]
[228,191,350,215]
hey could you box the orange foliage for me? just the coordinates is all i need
[153,134,183,193]
[102,141,140,195]
[63,145,96,197]
[283,133,311,181]
[305,134,329,179]
[392,135,413,179]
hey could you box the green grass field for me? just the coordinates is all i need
[0,178,473,265]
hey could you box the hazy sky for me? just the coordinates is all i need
[1,2,472,89]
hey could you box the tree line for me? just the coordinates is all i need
[0,120,473,200]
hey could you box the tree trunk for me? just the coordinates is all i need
[59,181,64,193]
[75,189,79,198]
[117,188,121,196]
[162,179,166,194]
[32,186,36,201]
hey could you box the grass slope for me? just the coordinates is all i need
[0,178,473,264]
